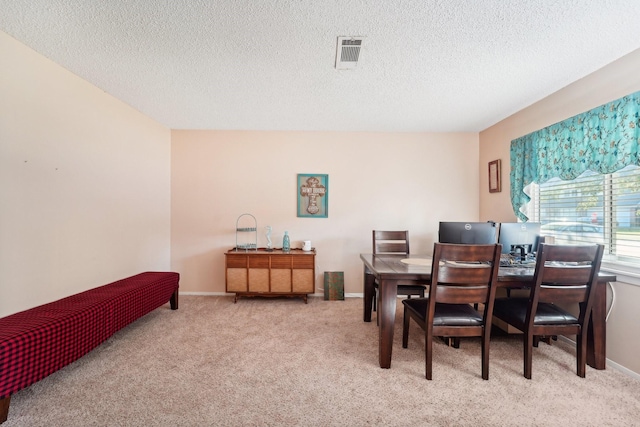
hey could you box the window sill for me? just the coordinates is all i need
[600,262,640,287]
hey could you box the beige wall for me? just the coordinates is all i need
[479,48,640,376]
[171,130,479,294]
[0,32,172,317]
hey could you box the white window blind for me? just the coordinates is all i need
[523,164,640,266]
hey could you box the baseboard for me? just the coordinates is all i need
[180,291,332,298]
[556,335,640,380]
[180,291,228,296]
[180,291,363,298]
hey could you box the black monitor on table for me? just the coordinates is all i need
[498,222,541,259]
[438,221,497,244]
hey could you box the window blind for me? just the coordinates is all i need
[523,165,640,265]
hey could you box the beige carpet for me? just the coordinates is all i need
[4,296,640,426]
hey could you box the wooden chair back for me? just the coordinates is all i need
[373,230,410,255]
[528,243,604,329]
[427,243,502,319]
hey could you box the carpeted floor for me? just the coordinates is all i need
[4,296,640,426]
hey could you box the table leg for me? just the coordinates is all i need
[587,280,607,369]
[378,278,398,368]
[363,268,375,322]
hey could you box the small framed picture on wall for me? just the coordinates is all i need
[488,159,501,193]
[297,174,328,218]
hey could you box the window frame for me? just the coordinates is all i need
[523,165,640,281]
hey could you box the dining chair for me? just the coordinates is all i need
[370,230,427,317]
[492,243,604,379]
[402,242,502,380]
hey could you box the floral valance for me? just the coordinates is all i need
[510,91,640,221]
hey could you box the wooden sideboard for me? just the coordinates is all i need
[225,249,316,303]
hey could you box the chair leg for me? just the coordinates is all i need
[402,307,410,348]
[524,332,534,379]
[577,330,587,378]
[425,327,434,380]
[481,329,490,380]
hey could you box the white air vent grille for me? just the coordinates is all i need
[335,36,364,70]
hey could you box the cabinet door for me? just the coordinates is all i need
[226,255,248,292]
[292,255,315,293]
[292,269,314,293]
[248,255,270,292]
[226,268,247,292]
[248,269,269,292]
[270,255,292,292]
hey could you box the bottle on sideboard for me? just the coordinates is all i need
[283,231,290,253]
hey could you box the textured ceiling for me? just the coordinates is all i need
[2,0,640,132]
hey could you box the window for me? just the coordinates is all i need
[523,164,640,267]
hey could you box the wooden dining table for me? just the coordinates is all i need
[360,253,616,369]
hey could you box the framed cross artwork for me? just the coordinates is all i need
[297,174,328,218]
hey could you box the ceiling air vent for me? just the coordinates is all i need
[335,36,364,70]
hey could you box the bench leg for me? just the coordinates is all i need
[170,290,179,310]
[0,395,10,424]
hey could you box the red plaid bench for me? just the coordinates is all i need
[0,271,179,423]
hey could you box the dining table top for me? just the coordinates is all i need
[359,253,617,283]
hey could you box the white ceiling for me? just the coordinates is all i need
[2,0,640,132]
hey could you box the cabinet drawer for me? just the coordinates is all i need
[292,256,315,269]
[226,254,248,268]
[270,256,292,269]
[248,256,270,268]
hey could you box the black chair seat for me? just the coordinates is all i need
[493,297,578,326]
[403,298,483,326]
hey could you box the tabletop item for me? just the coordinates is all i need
[282,231,290,253]
[400,258,432,267]
[235,213,257,251]
[265,226,273,251]
[303,240,312,251]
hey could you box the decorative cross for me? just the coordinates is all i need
[299,176,326,215]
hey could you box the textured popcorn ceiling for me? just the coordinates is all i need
[2,0,640,132]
